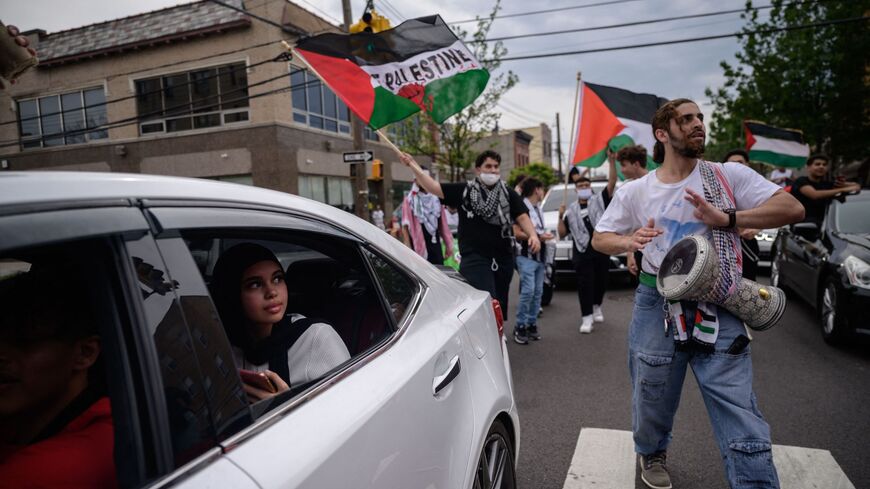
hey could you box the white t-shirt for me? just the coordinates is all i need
[769,168,793,187]
[595,161,781,274]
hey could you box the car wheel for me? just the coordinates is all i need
[820,278,848,345]
[541,282,553,306]
[473,420,516,489]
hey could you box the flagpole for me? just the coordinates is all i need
[562,71,582,207]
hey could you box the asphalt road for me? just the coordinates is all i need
[507,271,870,489]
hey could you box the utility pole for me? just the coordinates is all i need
[555,112,563,179]
[342,0,370,221]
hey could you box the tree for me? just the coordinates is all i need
[705,0,870,165]
[395,0,518,181]
[508,163,558,188]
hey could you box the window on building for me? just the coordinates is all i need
[298,175,354,208]
[135,62,249,135]
[17,87,108,150]
[290,67,379,142]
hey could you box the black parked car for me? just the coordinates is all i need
[771,191,870,343]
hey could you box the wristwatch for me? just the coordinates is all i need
[722,208,737,229]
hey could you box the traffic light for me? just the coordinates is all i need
[370,159,383,181]
[349,9,391,33]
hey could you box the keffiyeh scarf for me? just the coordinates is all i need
[464,178,512,238]
[410,184,442,241]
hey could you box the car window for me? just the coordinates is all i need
[362,248,419,325]
[176,230,393,417]
[834,198,870,234]
[0,239,132,488]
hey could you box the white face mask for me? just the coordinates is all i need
[577,188,593,200]
[479,173,500,187]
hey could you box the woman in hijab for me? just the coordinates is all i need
[211,243,350,402]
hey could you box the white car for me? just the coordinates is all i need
[540,182,630,279]
[0,172,519,489]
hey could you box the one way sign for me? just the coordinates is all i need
[343,150,374,163]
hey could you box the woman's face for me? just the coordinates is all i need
[240,260,287,329]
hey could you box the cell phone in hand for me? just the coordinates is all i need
[239,369,277,393]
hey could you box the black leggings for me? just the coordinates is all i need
[460,252,515,317]
[573,248,609,316]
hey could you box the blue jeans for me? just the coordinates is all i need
[629,284,780,489]
[515,256,545,327]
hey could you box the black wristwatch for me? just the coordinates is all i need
[722,208,737,229]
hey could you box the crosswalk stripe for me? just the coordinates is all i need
[772,445,856,489]
[562,428,857,489]
[562,428,635,489]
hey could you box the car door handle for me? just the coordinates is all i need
[433,355,461,395]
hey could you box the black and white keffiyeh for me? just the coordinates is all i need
[464,178,512,237]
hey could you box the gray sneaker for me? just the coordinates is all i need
[639,452,671,489]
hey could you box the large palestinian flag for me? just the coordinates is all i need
[293,15,489,129]
[744,121,809,168]
[570,82,666,170]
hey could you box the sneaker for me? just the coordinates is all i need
[639,452,672,489]
[579,315,594,334]
[513,326,529,345]
[593,305,604,323]
[527,324,541,341]
[538,307,543,317]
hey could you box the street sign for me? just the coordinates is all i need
[343,150,374,163]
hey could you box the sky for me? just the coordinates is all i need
[4,0,767,169]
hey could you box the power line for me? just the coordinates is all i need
[473,6,758,43]
[207,0,303,34]
[497,14,870,62]
[378,0,407,23]
[295,0,343,25]
[450,0,643,25]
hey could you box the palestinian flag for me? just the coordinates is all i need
[570,82,666,170]
[293,15,489,129]
[744,121,809,168]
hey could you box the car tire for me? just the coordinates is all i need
[541,282,553,306]
[820,278,849,345]
[472,420,517,489]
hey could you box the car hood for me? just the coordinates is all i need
[832,232,870,264]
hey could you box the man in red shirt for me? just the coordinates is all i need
[0,269,116,488]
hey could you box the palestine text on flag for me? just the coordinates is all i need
[570,82,666,169]
[744,121,810,168]
[293,15,489,130]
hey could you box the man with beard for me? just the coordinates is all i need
[399,150,540,320]
[592,99,803,489]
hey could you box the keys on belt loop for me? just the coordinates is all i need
[662,301,671,337]
[491,258,499,272]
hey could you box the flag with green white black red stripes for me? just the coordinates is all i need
[744,121,810,168]
[293,15,489,129]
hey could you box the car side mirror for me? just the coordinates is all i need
[793,222,820,241]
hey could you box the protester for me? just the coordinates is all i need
[558,154,617,334]
[401,170,454,265]
[724,149,762,280]
[398,150,540,320]
[790,153,861,224]
[593,98,804,489]
[0,268,116,488]
[769,167,793,188]
[371,205,385,230]
[616,144,650,277]
[512,177,554,344]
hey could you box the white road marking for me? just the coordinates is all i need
[772,445,856,489]
[561,429,857,489]
[562,428,635,489]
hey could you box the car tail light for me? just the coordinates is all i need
[491,298,504,340]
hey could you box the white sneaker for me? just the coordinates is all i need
[593,305,604,323]
[579,315,594,334]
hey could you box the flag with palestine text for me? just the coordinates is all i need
[570,82,665,170]
[294,15,489,129]
[744,121,810,168]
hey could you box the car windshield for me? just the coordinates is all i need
[542,186,570,212]
[835,197,870,234]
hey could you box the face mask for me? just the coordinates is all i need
[479,173,500,187]
[577,188,593,200]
